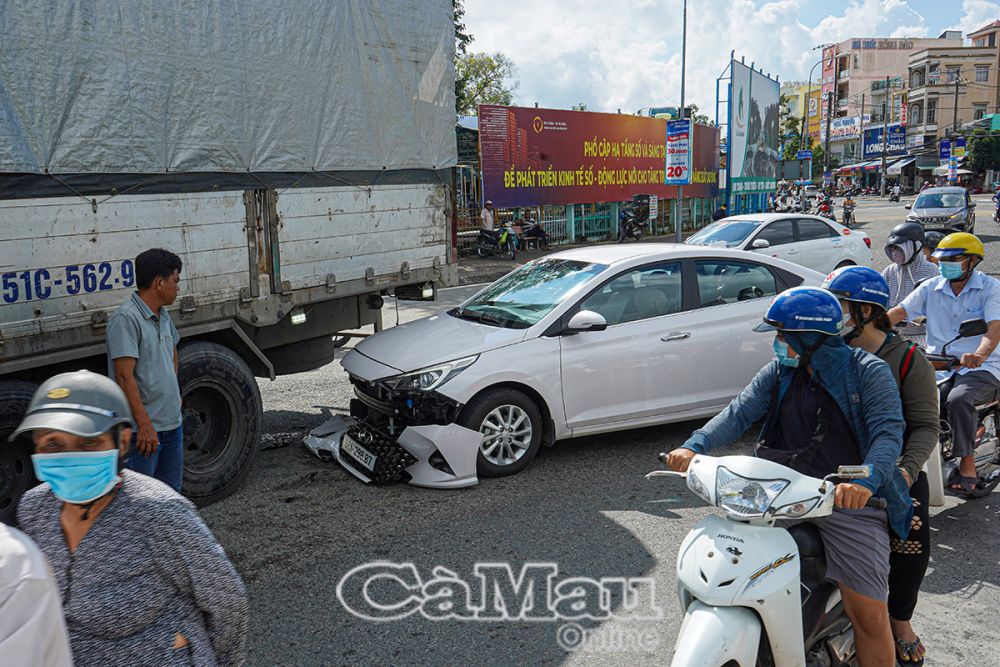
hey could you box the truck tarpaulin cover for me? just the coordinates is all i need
[479,105,719,208]
[0,0,457,175]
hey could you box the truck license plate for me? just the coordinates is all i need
[342,435,377,471]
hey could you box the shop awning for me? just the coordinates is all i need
[932,164,973,176]
[836,160,877,174]
[887,157,916,175]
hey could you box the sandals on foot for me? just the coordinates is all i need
[895,636,925,665]
[947,475,978,497]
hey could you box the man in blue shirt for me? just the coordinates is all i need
[888,232,1000,495]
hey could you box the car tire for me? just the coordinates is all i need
[178,341,261,506]
[0,380,37,526]
[458,388,543,478]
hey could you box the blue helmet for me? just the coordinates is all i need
[754,287,844,336]
[821,266,890,311]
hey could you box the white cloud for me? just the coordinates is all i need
[946,0,1000,34]
[463,0,942,115]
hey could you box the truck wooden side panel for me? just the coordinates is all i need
[0,191,250,339]
[276,184,448,289]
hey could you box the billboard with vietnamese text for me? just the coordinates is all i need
[478,105,719,207]
[728,60,780,192]
[862,124,906,159]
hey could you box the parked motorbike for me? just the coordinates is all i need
[618,210,644,243]
[648,454,884,666]
[922,319,1000,499]
[475,224,516,260]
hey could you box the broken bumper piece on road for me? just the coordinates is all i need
[303,415,481,489]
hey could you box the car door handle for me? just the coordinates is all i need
[661,332,690,341]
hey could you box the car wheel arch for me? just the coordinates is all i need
[459,381,557,446]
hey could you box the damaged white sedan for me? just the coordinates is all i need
[305,244,823,488]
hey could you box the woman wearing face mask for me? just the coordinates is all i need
[881,222,939,309]
[12,370,248,667]
[823,266,938,667]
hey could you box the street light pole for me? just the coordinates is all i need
[675,0,687,243]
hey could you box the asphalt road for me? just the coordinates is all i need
[201,198,1000,666]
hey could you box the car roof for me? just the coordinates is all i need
[921,186,966,194]
[543,242,824,268]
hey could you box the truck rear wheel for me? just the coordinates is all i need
[178,342,261,506]
[0,381,38,525]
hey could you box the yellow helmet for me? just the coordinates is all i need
[932,232,984,260]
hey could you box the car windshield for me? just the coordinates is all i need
[915,193,964,209]
[686,220,763,248]
[452,258,607,328]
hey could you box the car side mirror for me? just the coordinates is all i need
[564,310,607,334]
[751,238,770,249]
[969,201,977,208]
[904,204,911,210]
[959,318,988,338]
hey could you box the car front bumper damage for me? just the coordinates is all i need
[303,415,482,489]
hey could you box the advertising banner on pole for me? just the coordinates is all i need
[939,140,951,161]
[665,120,692,184]
[728,59,780,194]
[953,136,966,158]
[478,105,719,207]
[862,124,906,159]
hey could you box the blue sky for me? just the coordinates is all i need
[464,0,1000,116]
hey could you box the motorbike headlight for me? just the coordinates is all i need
[715,466,789,519]
[771,497,821,518]
[686,465,712,503]
[380,356,478,392]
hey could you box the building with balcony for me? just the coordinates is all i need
[820,32,963,164]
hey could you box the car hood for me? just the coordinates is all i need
[346,311,527,378]
[911,206,964,216]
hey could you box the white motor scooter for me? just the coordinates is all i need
[648,454,886,667]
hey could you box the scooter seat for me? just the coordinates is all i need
[789,522,825,559]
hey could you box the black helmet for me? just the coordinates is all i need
[886,222,925,247]
[924,230,946,250]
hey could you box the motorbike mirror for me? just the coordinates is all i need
[564,310,608,334]
[834,465,870,479]
[969,201,977,208]
[751,238,770,249]
[959,318,988,338]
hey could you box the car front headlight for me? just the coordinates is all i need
[379,356,478,392]
[949,212,965,220]
[906,215,919,223]
[715,466,789,519]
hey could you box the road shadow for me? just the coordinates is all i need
[919,493,1000,598]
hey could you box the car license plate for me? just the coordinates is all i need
[342,435,377,471]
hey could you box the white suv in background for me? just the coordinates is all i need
[685,214,873,274]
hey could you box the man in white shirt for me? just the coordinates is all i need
[0,523,72,666]
[480,200,495,231]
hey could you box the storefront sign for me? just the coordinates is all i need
[479,105,719,207]
[649,195,658,221]
[862,124,906,159]
[665,120,692,185]
[851,39,914,50]
[822,115,872,140]
[907,134,924,148]
[953,136,966,158]
[796,150,813,160]
[940,139,951,160]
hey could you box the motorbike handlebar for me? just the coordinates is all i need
[925,353,960,371]
[657,452,669,464]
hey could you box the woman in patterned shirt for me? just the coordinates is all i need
[12,370,248,667]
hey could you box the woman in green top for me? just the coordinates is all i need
[823,266,938,667]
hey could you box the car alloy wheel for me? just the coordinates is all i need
[479,404,533,466]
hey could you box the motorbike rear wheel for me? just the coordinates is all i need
[504,239,517,261]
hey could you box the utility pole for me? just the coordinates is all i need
[857,93,865,161]
[952,72,961,135]
[823,92,833,175]
[675,0,687,242]
[880,75,890,196]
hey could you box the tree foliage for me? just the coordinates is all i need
[966,130,1000,173]
[456,52,519,116]
[687,104,712,126]
[571,102,589,111]
[453,0,472,55]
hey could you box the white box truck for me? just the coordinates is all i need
[0,0,458,521]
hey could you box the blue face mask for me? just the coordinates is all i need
[773,339,800,367]
[31,450,121,504]
[939,261,966,281]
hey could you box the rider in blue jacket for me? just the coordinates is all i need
[666,286,912,667]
